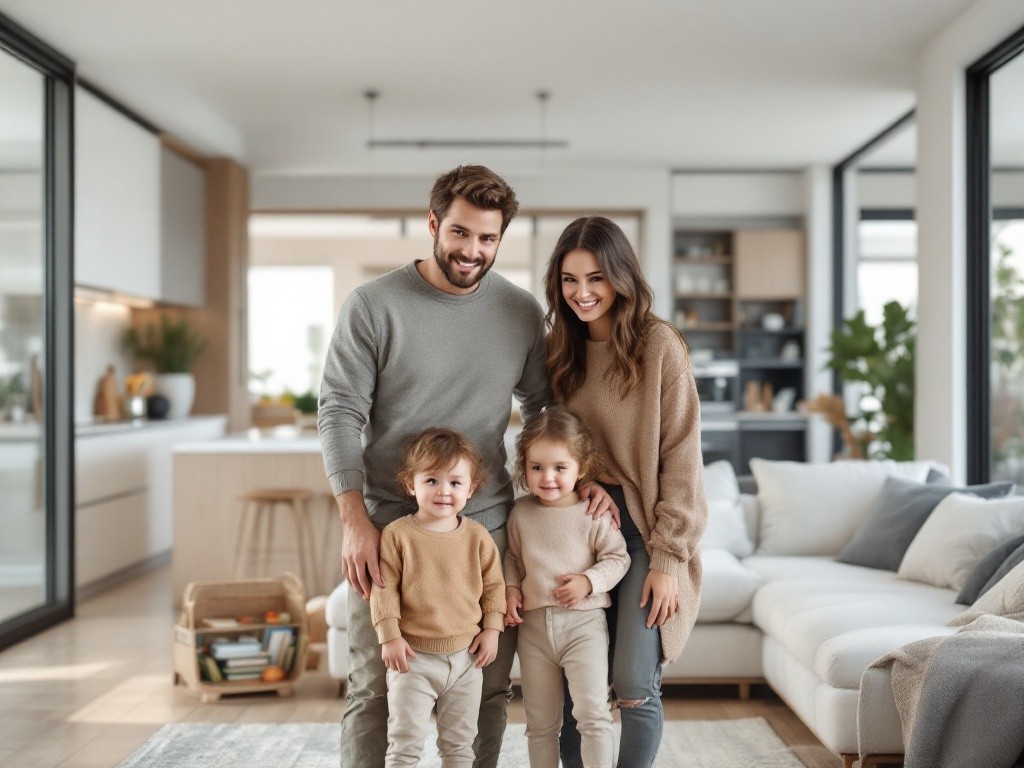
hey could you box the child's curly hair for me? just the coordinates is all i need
[512,406,603,491]
[396,428,487,492]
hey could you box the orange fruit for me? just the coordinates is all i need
[261,665,285,682]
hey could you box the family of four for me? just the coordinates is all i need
[318,165,708,768]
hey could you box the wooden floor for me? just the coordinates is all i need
[0,567,845,767]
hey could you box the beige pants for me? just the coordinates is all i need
[385,648,483,768]
[517,607,612,768]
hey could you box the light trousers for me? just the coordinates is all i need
[518,606,612,768]
[385,648,482,768]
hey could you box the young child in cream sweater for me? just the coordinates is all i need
[504,406,629,768]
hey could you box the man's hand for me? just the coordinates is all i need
[505,586,524,627]
[338,490,384,600]
[381,637,416,673]
[552,574,592,608]
[578,482,620,528]
[640,570,680,628]
[469,628,500,668]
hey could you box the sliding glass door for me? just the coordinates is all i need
[0,14,74,650]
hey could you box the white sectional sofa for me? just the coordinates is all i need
[326,458,1012,767]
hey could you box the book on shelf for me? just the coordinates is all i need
[263,626,296,666]
[210,637,263,660]
[201,617,242,629]
[222,654,270,668]
[197,653,223,683]
[223,670,264,681]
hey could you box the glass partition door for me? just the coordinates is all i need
[0,18,74,650]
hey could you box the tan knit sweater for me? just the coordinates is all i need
[564,321,708,662]
[370,515,507,654]
[504,496,630,611]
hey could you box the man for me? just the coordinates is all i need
[319,164,613,768]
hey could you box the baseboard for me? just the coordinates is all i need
[77,550,171,601]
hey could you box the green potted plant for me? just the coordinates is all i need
[822,301,916,460]
[124,315,207,419]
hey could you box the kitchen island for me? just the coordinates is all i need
[172,426,340,603]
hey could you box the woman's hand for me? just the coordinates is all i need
[505,586,524,627]
[578,482,620,528]
[640,570,679,629]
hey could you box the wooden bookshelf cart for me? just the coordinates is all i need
[173,572,309,702]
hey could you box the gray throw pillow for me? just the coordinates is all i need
[957,533,1024,605]
[836,476,1015,571]
[977,540,1024,603]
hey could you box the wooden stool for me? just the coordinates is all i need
[232,488,317,593]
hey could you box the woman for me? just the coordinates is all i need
[544,216,707,768]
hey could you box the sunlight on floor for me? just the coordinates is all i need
[68,674,173,723]
[0,660,112,682]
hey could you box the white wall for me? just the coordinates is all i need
[252,169,672,317]
[857,172,916,210]
[915,0,1024,482]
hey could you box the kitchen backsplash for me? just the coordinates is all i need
[74,298,134,422]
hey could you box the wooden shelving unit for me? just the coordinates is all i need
[173,573,309,703]
[672,226,809,473]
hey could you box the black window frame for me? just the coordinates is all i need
[965,24,1024,484]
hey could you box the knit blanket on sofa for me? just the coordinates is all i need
[869,612,1024,768]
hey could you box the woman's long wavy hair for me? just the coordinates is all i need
[544,216,683,402]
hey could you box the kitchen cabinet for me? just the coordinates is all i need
[75,416,226,589]
[160,147,206,307]
[75,86,162,300]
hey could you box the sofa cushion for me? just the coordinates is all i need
[813,624,957,689]
[750,569,963,682]
[695,549,763,623]
[838,476,1014,572]
[742,554,896,584]
[326,580,351,630]
[898,492,1024,590]
[750,459,933,556]
[701,461,754,557]
[957,533,1024,605]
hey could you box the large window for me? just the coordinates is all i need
[856,218,918,326]
[966,24,1024,484]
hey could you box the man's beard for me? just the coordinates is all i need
[433,235,492,289]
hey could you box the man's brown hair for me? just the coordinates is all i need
[396,427,487,492]
[429,165,520,234]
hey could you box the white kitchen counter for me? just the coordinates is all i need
[173,424,322,454]
[76,414,228,438]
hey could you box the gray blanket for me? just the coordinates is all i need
[871,614,1024,768]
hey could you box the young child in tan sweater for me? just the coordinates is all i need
[370,428,506,768]
[504,407,630,768]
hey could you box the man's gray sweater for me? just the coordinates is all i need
[318,262,551,531]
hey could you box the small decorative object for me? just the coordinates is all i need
[760,381,774,411]
[761,313,786,331]
[675,274,694,293]
[714,278,730,293]
[801,393,866,459]
[684,309,700,326]
[146,393,171,419]
[93,365,122,421]
[261,665,286,682]
[780,340,801,361]
[773,387,797,413]
[744,380,766,412]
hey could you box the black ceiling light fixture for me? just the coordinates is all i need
[365,89,567,150]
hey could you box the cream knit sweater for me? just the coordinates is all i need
[564,321,708,662]
[370,515,507,654]
[504,496,630,611]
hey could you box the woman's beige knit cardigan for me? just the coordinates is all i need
[565,321,708,662]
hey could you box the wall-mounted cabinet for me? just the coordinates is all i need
[75,87,206,306]
[672,226,808,474]
[75,86,162,300]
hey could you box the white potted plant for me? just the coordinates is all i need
[124,315,207,419]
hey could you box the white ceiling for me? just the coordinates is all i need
[0,0,983,178]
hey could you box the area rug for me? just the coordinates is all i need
[117,718,805,767]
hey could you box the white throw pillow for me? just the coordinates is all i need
[700,461,753,557]
[898,492,1024,590]
[969,558,1024,617]
[751,458,933,556]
